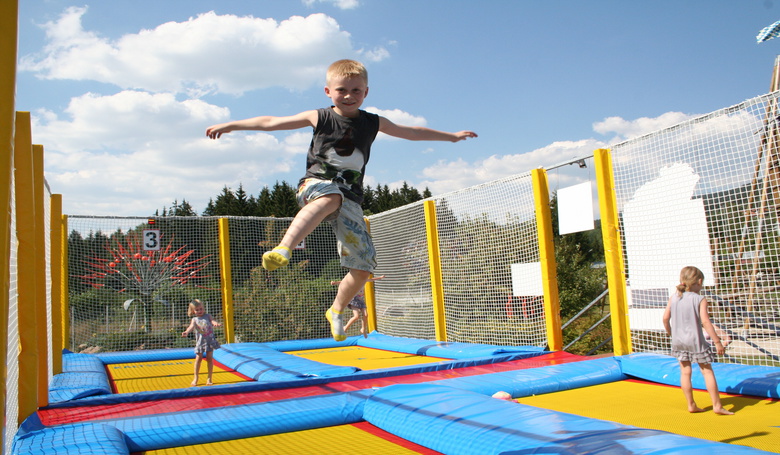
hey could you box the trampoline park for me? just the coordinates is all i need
[4,5,780,455]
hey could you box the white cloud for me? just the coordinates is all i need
[302,0,361,10]
[417,139,605,196]
[35,90,305,215]
[20,7,387,96]
[593,111,694,142]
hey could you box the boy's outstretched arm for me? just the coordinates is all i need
[379,117,477,142]
[206,110,318,139]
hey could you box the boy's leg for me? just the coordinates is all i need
[700,363,733,414]
[679,360,702,412]
[263,193,341,271]
[327,268,370,341]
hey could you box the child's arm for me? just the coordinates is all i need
[182,319,195,337]
[206,110,318,139]
[378,117,477,142]
[662,298,673,336]
[699,298,725,355]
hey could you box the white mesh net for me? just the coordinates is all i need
[611,92,780,366]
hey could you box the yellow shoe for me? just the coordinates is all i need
[262,247,290,271]
[325,308,347,342]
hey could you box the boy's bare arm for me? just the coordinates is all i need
[378,117,477,142]
[206,110,318,139]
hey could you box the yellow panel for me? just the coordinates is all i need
[145,424,428,455]
[107,359,245,393]
[288,346,450,371]
[516,380,778,452]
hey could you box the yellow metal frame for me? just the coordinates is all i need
[0,0,17,426]
[217,218,235,343]
[531,169,562,351]
[593,148,631,355]
[61,214,69,352]
[50,194,63,374]
[363,218,378,334]
[424,200,447,342]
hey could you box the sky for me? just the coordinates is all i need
[14,0,780,217]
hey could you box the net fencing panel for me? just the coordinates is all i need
[369,202,436,339]
[225,216,341,343]
[611,92,780,366]
[67,216,223,353]
[5,161,19,454]
[369,173,548,347]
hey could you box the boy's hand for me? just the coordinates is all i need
[206,123,232,139]
[452,131,478,142]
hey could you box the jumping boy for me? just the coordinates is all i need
[206,59,477,341]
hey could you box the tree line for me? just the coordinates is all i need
[155,181,433,217]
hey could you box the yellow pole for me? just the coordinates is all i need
[0,0,19,432]
[61,214,69,352]
[217,218,234,343]
[594,148,631,355]
[33,144,49,408]
[51,194,63,374]
[363,218,378,334]
[424,200,447,341]
[15,111,39,423]
[531,169,562,351]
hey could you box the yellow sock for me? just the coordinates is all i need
[325,307,346,342]
[262,246,291,271]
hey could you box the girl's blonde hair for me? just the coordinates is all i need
[187,299,204,317]
[326,59,368,84]
[676,266,704,296]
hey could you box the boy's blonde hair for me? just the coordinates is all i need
[187,299,204,317]
[676,266,704,296]
[327,59,368,85]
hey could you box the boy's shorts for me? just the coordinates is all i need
[297,178,376,272]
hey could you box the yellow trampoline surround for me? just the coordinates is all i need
[107,359,246,393]
[516,379,779,453]
[287,345,451,370]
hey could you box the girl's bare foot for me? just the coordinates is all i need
[688,405,704,413]
[190,380,198,387]
[714,407,734,415]
[206,380,214,386]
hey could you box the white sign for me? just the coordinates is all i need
[142,229,161,251]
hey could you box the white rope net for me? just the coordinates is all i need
[611,92,780,366]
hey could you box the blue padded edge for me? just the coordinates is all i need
[363,383,770,455]
[262,336,360,351]
[48,352,112,403]
[61,353,106,372]
[355,332,544,359]
[95,347,193,364]
[12,423,130,455]
[617,353,780,399]
[18,390,372,454]
[214,343,360,381]
[429,356,626,397]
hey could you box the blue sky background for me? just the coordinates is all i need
[15,0,780,216]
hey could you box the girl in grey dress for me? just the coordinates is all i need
[182,299,222,386]
[662,266,733,415]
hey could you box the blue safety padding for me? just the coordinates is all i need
[95,347,193,364]
[61,353,106,372]
[49,372,112,402]
[214,343,360,381]
[355,332,544,359]
[49,352,112,403]
[363,383,769,455]
[428,356,625,397]
[617,353,780,399]
[12,423,130,455]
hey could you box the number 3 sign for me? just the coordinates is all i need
[143,229,161,251]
